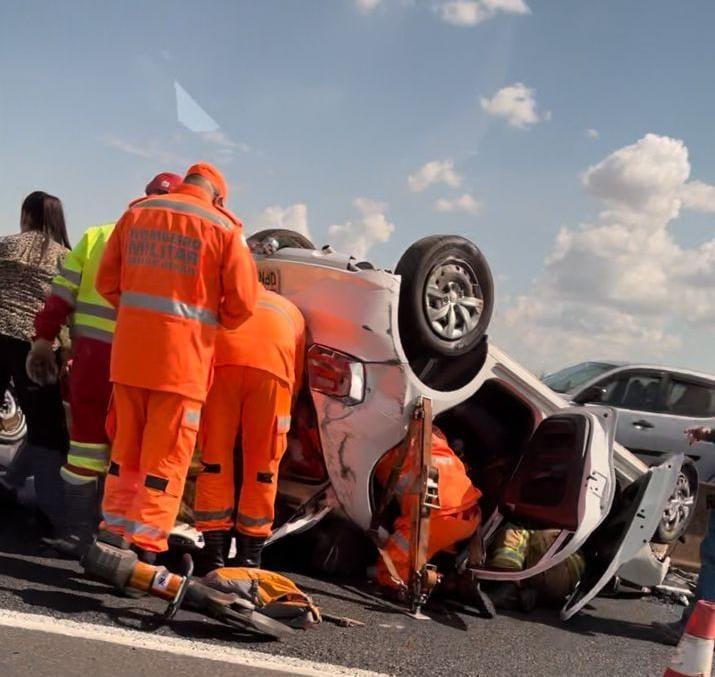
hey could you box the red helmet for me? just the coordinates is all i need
[145,172,182,196]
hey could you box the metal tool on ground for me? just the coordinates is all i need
[662,599,715,676]
[82,534,292,639]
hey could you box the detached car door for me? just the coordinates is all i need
[473,407,616,581]
[561,453,682,620]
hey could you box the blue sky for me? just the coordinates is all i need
[1,1,714,373]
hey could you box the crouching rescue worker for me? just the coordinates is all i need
[28,173,183,556]
[82,163,257,592]
[374,428,482,595]
[193,285,305,573]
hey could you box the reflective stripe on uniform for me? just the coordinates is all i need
[75,301,116,320]
[69,442,109,461]
[277,415,291,432]
[394,472,417,495]
[60,466,99,485]
[256,299,298,333]
[121,291,218,326]
[134,198,232,230]
[132,521,168,540]
[59,266,82,285]
[71,325,114,343]
[102,512,134,533]
[391,531,410,553]
[236,512,272,528]
[51,282,77,306]
[195,508,233,522]
[103,512,168,540]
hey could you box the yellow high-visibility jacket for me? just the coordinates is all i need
[51,223,116,343]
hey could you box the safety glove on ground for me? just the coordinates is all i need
[26,339,58,385]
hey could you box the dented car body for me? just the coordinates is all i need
[251,238,682,620]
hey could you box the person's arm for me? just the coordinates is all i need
[34,231,90,341]
[96,218,126,308]
[219,227,258,330]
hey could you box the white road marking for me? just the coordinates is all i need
[0,609,386,677]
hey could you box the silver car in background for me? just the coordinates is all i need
[544,361,715,541]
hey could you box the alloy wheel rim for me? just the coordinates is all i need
[424,259,483,340]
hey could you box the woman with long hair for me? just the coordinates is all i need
[0,191,71,541]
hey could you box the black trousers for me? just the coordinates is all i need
[0,334,68,452]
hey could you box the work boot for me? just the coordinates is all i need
[58,476,100,559]
[235,534,266,568]
[194,530,231,577]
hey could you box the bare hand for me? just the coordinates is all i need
[26,339,58,386]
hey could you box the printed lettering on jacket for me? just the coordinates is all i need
[127,228,201,276]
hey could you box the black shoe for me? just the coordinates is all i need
[235,534,266,568]
[194,530,231,576]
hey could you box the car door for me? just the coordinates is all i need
[472,407,616,582]
[561,453,682,619]
[590,369,671,460]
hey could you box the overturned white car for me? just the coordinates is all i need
[246,230,682,621]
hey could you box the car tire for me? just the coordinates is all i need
[395,235,494,359]
[654,462,698,544]
[0,388,26,445]
[247,228,315,251]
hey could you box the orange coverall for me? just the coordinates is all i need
[96,179,258,553]
[194,288,305,538]
[375,429,481,589]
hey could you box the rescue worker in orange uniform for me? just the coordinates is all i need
[193,286,305,573]
[374,428,482,591]
[28,173,183,557]
[94,163,257,563]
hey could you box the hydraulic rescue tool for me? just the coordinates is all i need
[82,532,293,639]
[369,397,441,617]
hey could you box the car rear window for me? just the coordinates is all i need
[665,379,715,418]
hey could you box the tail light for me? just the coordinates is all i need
[307,345,365,404]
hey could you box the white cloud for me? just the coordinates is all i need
[439,0,530,27]
[480,82,549,129]
[434,193,483,215]
[680,180,715,213]
[498,133,715,372]
[408,159,462,192]
[254,203,311,240]
[356,0,382,12]
[328,197,395,259]
[586,128,599,139]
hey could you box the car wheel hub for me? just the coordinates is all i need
[424,260,484,341]
[662,473,693,531]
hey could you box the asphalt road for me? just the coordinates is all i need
[0,502,685,677]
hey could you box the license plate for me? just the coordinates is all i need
[259,267,281,292]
